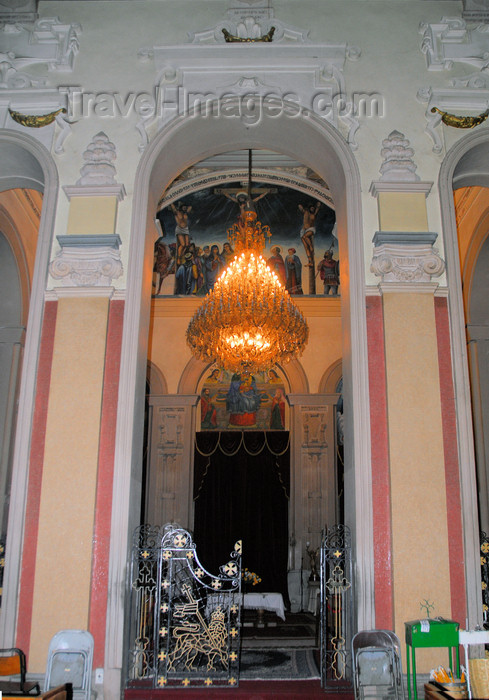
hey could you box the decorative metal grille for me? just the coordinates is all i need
[0,537,4,610]
[481,530,489,624]
[319,524,353,690]
[127,524,162,686]
[126,524,242,691]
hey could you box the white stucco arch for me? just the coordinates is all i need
[0,130,59,648]
[439,129,489,627]
[105,106,373,696]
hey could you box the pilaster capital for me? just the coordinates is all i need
[371,231,445,283]
[49,234,123,287]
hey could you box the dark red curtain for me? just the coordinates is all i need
[193,431,290,606]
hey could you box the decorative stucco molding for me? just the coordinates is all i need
[52,134,125,287]
[0,88,74,153]
[63,132,126,200]
[0,17,81,153]
[187,2,310,44]
[0,17,80,77]
[137,5,361,152]
[370,232,445,284]
[417,85,489,154]
[370,131,433,196]
[418,16,489,152]
[370,181,433,197]
[77,131,117,186]
[49,234,123,287]
[158,168,335,211]
[378,130,420,183]
[420,17,489,72]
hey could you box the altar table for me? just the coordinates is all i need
[243,592,286,621]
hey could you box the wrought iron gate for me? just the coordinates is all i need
[319,524,353,690]
[481,530,489,623]
[126,524,242,690]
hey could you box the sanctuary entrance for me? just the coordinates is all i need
[112,101,374,699]
[193,431,290,604]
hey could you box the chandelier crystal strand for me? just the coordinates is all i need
[186,171,309,374]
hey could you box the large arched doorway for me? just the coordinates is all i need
[0,198,37,538]
[106,105,374,682]
[0,131,58,648]
[438,131,489,626]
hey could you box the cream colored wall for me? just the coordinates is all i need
[378,192,429,232]
[383,289,451,668]
[29,296,109,671]
[67,197,118,236]
[148,297,342,394]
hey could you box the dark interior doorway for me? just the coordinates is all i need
[193,431,290,605]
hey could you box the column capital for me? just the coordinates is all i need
[371,231,445,283]
[49,234,123,287]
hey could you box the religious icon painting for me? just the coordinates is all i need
[153,183,338,298]
[199,368,288,431]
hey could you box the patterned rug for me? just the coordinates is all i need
[239,648,320,680]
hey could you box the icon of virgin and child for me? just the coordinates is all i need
[226,372,262,427]
[200,367,287,430]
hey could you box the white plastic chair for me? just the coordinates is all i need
[44,630,94,700]
[459,628,489,699]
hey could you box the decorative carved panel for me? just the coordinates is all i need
[145,396,199,528]
[288,394,339,571]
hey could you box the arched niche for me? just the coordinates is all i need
[457,195,489,315]
[177,356,309,395]
[106,104,374,683]
[0,205,31,326]
[0,141,45,194]
[319,359,342,394]
[439,129,489,627]
[147,360,168,395]
[0,130,58,648]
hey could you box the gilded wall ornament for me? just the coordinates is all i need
[8,107,66,128]
[222,26,275,42]
[430,106,489,129]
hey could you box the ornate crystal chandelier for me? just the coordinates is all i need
[186,152,309,374]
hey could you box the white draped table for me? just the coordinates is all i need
[242,592,286,621]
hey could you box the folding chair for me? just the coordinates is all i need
[0,648,40,696]
[352,629,405,699]
[44,631,93,700]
